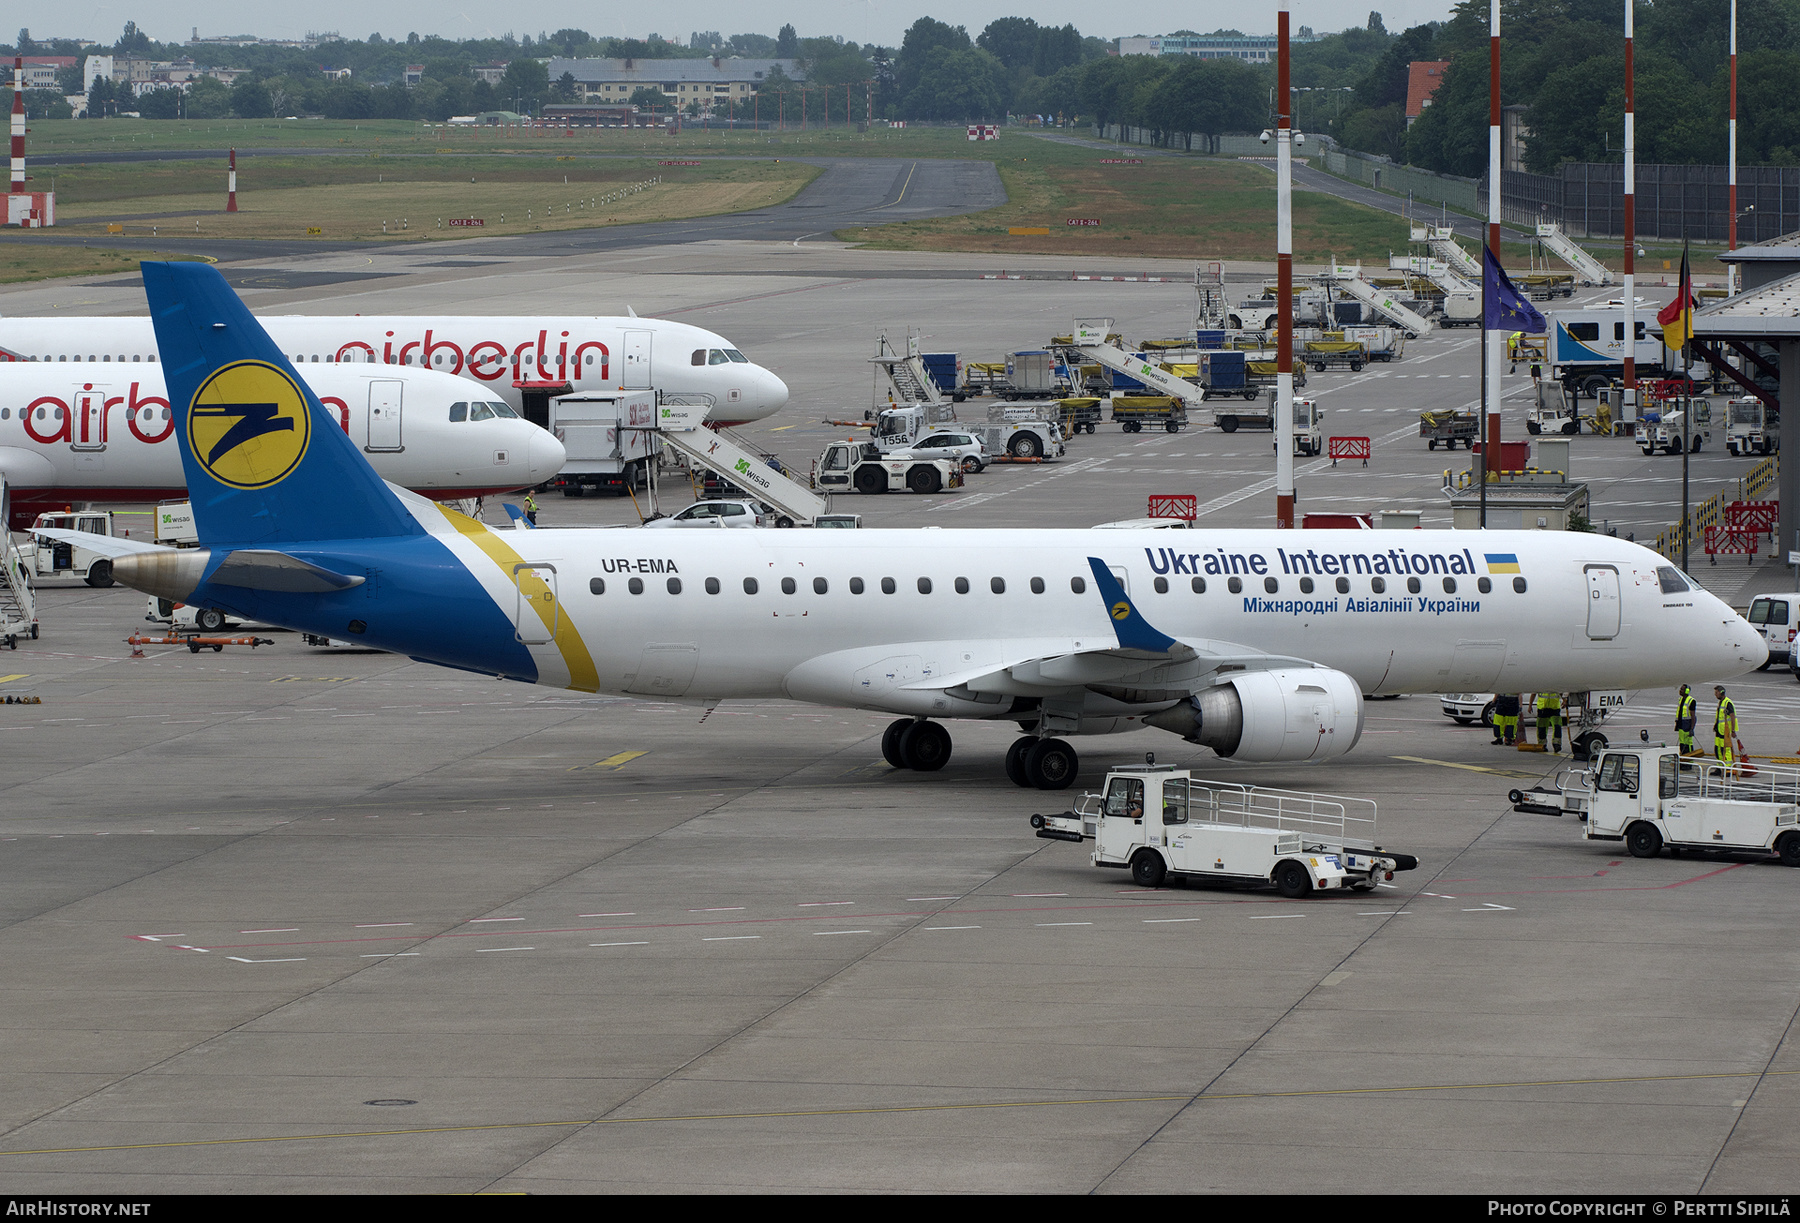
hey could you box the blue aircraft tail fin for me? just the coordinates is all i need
[501,502,534,530]
[1087,557,1179,653]
[142,261,421,545]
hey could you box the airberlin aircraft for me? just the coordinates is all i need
[0,362,565,529]
[64,265,1765,791]
[0,312,789,426]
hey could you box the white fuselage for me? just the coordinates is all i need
[0,315,789,426]
[436,520,1762,714]
[0,364,564,515]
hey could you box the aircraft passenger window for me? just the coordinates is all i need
[1192,577,1206,594]
[1406,577,1422,594]
[449,403,468,422]
[1264,577,1279,594]
[744,577,759,594]
[990,577,1005,594]
[1478,577,1492,594]
[667,577,682,594]
[1228,577,1243,594]
[132,355,140,362]
[781,577,797,595]
[1154,576,1169,594]
[1371,576,1386,594]
[491,403,519,418]
[629,578,644,595]
[1071,576,1086,594]
[881,578,896,594]
[691,349,706,366]
[814,577,828,594]
[1298,577,1313,594]
[917,578,933,594]
[1512,577,1528,593]
[102,355,110,362]
[725,350,749,363]
[434,354,443,364]
[1335,577,1349,594]
[709,349,730,365]
[1656,567,1689,594]
[1443,577,1457,594]
[954,577,970,594]
[705,578,721,594]
[850,578,865,594]
[586,355,594,364]
[469,403,495,421]
[1030,577,1045,594]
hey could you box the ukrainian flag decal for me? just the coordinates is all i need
[1485,553,1522,574]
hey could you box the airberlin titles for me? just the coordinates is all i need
[20,381,362,447]
[340,328,607,381]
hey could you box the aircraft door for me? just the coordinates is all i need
[1584,565,1621,640]
[71,384,108,451]
[512,562,558,645]
[367,380,404,451]
[622,331,652,391]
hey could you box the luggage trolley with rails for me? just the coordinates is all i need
[1030,761,1417,897]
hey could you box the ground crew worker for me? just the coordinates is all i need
[523,491,538,526]
[1536,691,1564,753]
[1714,685,1739,766]
[1492,694,1521,746]
[1675,684,1698,755]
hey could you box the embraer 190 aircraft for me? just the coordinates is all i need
[0,312,789,426]
[62,265,1765,790]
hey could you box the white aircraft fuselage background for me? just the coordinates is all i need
[0,314,789,426]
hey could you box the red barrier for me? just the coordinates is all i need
[1147,494,1197,521]
[1328,436,1371,467]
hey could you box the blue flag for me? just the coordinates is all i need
[1484,245,1546,333]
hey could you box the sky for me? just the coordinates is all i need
[12,3,1462,52]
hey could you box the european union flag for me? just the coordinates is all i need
[1484,245,1547,334]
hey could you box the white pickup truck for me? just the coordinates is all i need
[1030,762,1416,896]
[1512,744,1800,865]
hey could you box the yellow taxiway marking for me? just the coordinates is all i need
[0,675,27,685]
[1390,755,1545,779]
[770,424,798,431]
[1,1068,1789,1158]
[576,750,648,772]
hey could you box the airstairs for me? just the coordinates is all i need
[652,400,831,526]
[1388,254,1475,295]
[1411,223,1482,279]
[1316,266,1435,336]
[0,479,38,646]
[1535,222,1614,286]
[1068,319,1209,408]
[870,330,945,406]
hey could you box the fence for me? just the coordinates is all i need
[1653,453,1777,561]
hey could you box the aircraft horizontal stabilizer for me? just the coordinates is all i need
[210,550,365,593]
[29,529,164,559]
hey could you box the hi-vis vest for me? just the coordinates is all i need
[1716,698,1737,736]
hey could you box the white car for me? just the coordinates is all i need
[897,431,989,473]
[1441,693,1540,728]
[643,500,770,529]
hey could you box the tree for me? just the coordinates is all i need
[114,21,151,56]
[186,76,231,119]
[85,77,122,119]
[978,17,1039,72]
[136,86,183,119]
[903,46,1003,121]
[777,24,798,58]
[1368,12,1387,35]
[16,29,35,56]
[231,78,275,119]
[554,71,578,103]
[628,85,665,113]
[500,57,550,113]
[1148,57,1268,149]
[1032,25,1083,77]
[894,17,971,105]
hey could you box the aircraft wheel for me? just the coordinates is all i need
[85,560,114,588]
[899,720,952,772]
[1024,738,1079,791]
[1573,731,1607,761]
[1626,821,1664,859]
[1274,860,1313,899]
[1130,850,1166,889]
[1004,736,1034,787]
[880,719,910,769]
[196,609,227,633]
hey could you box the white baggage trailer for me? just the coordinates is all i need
[1030,762,1416,896]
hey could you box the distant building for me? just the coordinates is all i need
[473,62,508,85]
[540,103,649,127]
[544,57,805,112]
[18,57,76,89]
[1117,32,1319,62]
[403,65,425,86]
[1502,104,1532,173]
[1405,60,1451,126]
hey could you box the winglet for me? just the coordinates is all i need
[1087,557,1178,652]
[502,503,534,530]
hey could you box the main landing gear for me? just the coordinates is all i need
[879,719,1080,790]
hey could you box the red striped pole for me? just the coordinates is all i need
[227,147,237,212]
[10,57,25,195]
[1729,0,1738,292]
[1622,0,1636,408]
[1275,11,1294,530]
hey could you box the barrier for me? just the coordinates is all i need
[1328,436,1371,467]
[1147,494,1197,521]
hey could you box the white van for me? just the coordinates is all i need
[1748,594,1800,668]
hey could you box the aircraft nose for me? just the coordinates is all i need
[757,365,789,411]
[528,425,567,485]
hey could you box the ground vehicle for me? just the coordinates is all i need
[1514,745,1800,865]
[1052,398,1103,435]
[1228,300,1284,331]
[1420,410,1479,450]
[1747,594,1800,667]
[1640,401,1712,455]
[549,392,659,497]
[1303,340,1369,373]
[1440,291,1481,328]
[872,403,1038,464]
[1196,350,1260,401]
[979,406,1064,458]
[814,514,862,528]
[1112,395,1187,434]
[1549,306,1673,398]
[1727,397,1778,456]
[1000,350,1064,400]
[1286,398,1324,456]
[1526,382,1582,436]
[145,597,249,633]
[643,500,770,529]
[1029,763,1415,896]
[812,441,962,495]
[21,510,132,586]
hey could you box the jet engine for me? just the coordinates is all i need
[1144,668,1364,762]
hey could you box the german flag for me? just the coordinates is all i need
[1657,242,1696,352]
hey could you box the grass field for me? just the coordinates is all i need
[0,244,209,285]
[47,157,818,242]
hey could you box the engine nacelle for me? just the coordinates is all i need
[1144,668,1365,762]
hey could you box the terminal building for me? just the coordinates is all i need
[542,57,805,112]
[1116,30,1319,62]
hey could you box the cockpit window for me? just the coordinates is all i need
[449,402,467,423]
[708,348,730,365]
[691,349,706,367]
[469,402,496,422]
[489,401,519,418]
[724,349,749,363]
[1656,566,1691,594]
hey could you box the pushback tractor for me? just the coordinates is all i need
[1030,762,1417,896]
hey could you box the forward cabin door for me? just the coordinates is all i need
[1584,565,1621,640]
[367,380,404,451]
[621,331,652,391]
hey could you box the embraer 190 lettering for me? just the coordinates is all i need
[61,265,1764,791]
[0,313,788,426]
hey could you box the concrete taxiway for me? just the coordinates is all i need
[0,190,1795,1194]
